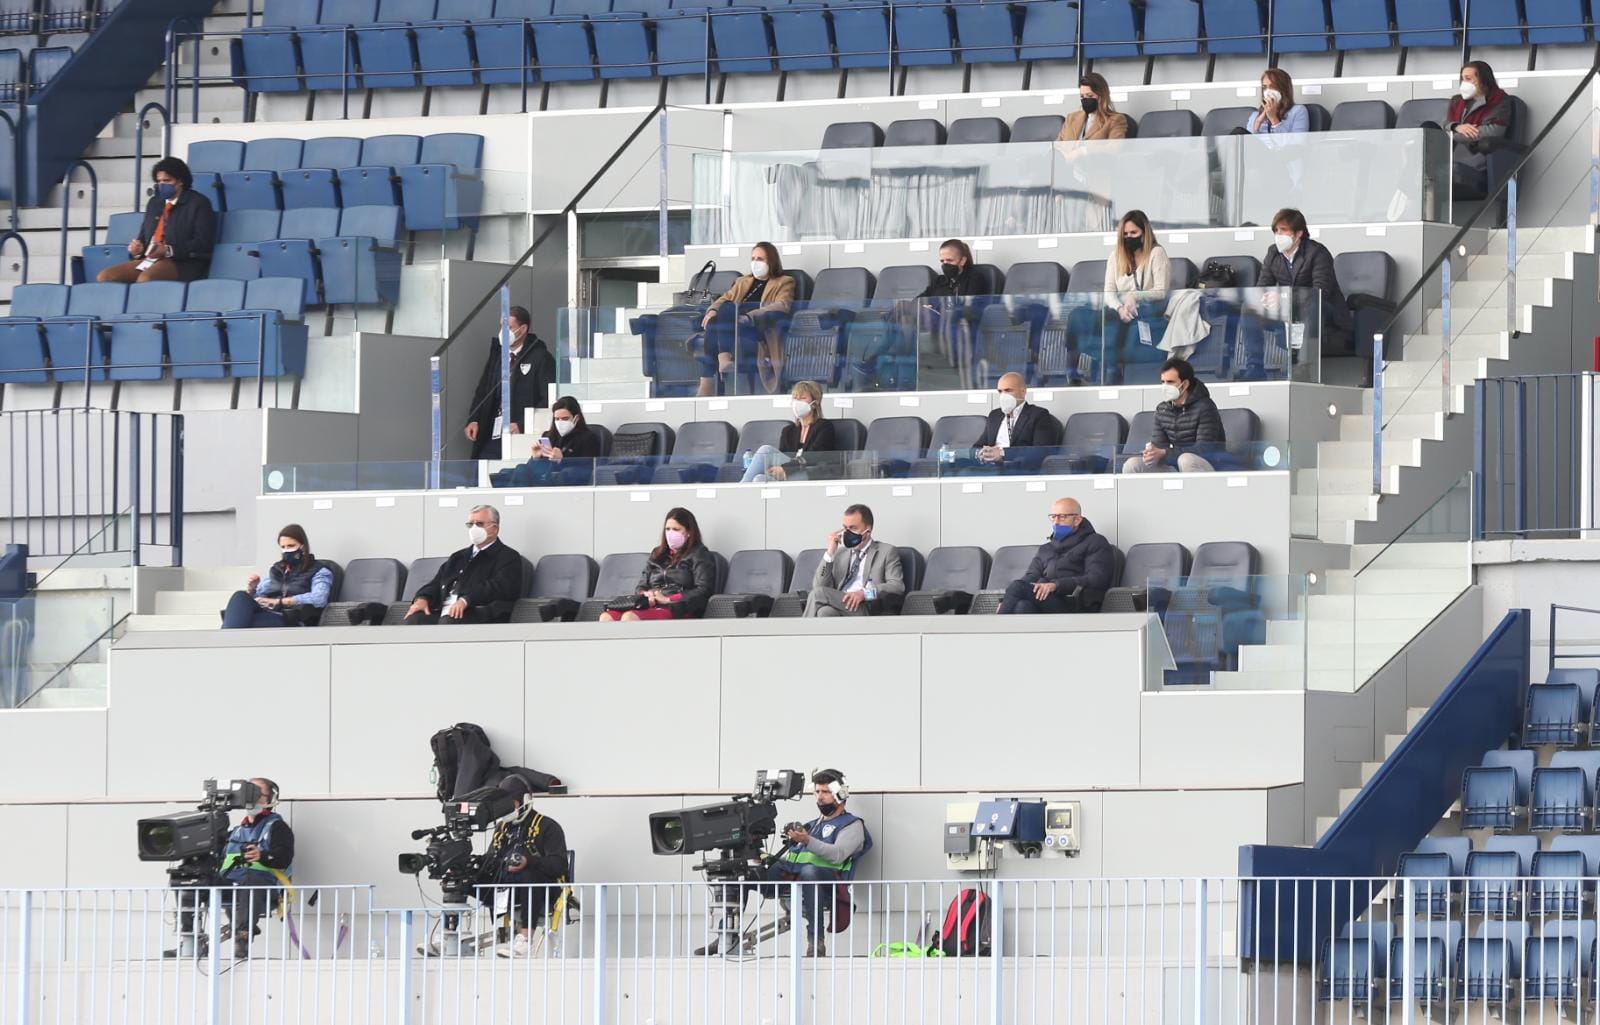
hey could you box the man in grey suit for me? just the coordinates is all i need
[803,503,905,617]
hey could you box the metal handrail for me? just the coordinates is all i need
[132,101,171,210]
[162,15,203,126]
[1550,603,1600,675]
[0,229,27,285]
[57,159,97,285]
[0,106,20,231]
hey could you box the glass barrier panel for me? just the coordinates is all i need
[693,130,1451,245]
[1143,574,1309,690]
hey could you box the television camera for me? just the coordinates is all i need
[135,779,265,884]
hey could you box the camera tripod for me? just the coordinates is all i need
[692,850,794,959]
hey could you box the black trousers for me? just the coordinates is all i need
[404,604,494,625]
[176,877,281,940]
[998,579,1071,614]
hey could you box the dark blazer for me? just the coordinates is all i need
[1257,237,1350,346]
[975,403,1061,450]
[135,190,216,282]
[414,539,525,621]
[468,336,557,459]
[919,264,985,299]
[633,545,717,618]
[778,418,837,460]
[1019,519,1118,606]
[537,421,603,460]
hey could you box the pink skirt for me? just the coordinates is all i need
[600,607,676,622]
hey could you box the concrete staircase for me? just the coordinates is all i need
[555,275,678,404]
[12,565,132,709]
[124,565,253,633]
[1314,705,1432,836]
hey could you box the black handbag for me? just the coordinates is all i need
[605,594,650,613]
[674,260,718,304]
[1198,259,1237,288]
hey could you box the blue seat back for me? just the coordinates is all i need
[302,136,363,169]
[245,276,307,320]
[376,0,436,17]
[317,0,377,21]
[420,132,484,173]
[280,207,340,239]
[336,165,400,206]
[242,137,305,171]
[1143,0,1201,52]
[337,205,402,243]
[184,278,247,311]
[360,134,423,167]
[10,284,69,318]
[1199,0,1265,52]
[218,209,281,244]
[123,281,187,314]
[66,282,127,316]
[494,0,554,14]
[1525,682,1584,746]
[104,211,144,246]
[1331,0,1393,48]
[188,140,245,173]
[1548,667,1600,713]
[264,0,320,24]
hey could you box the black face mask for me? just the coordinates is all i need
[816,800,837,816]
[1080,96,1099,114]
[841,529,865,549]
[940,262,961,280]
[1122,236,1142,254]
[281,549,302,565]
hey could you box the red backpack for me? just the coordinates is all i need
[933,888,992,956]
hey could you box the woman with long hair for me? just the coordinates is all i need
[599,507,717,621]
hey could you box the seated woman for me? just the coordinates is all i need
[697,242,797,395]
[1446,61,1511,200]
[505,396,603,486]
[742,380,838,483]
[1067,210,1171,384]
[221,524,334,628]
[1056,72,1130,141]
[1247,68,1309,134]
[600,508,717,622]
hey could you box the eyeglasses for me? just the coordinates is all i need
[1047,513,1082,522]
[464,519,489,528]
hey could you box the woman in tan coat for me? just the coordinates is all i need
[697,241,796,395]
[1056,73,1130,142]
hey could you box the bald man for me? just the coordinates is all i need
[974,373,1060,471]
[998,497,1117,614]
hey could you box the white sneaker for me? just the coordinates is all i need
[496,933,533,958]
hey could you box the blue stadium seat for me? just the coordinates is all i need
[1272,0,1331,51]
[1318,923,1389,1002]
[188,140,246,174]
[166,278,247,379]
[951,0,1018,63]
[217,209,281,245]
[302,136,362,170]
[361,134,422,169]
[1142,0,1201,52]
[531,0,604,80]
[829,0,892,69]
[28,43,73,90]
[411,0,493,87]
[1525,681,1585,747]
[1331,0,1394,48]
[1461,748,1534,831]
[227,276,309,377]
[234,0,319,93]
[1466,835,1538,916]
[207,244,262,281]
[591,1,666,79]
[353,0,436,89]
[472,0,546,85]
[105,281,186,382]
[78,211,144,284]
[1081,0,1137,57]
[217,169,281,211]
[1397,836,1471,918]
[300,0,376,91]
[257,207,340,307]
[1386,935,1451,1004]
[318,204,402,305]
[0,0,34,34]
[892,0,958,66]
[1395,0,1460,47]
[1529,846,1589,917]
[336,165,401,207]
[710,6,776,73]
[42,281,126,382]
[1525,920,1596,1001]
[0,48,25,103]
[243,137,305,171]
[1527,0,1590,42]
[397,133,482,231]
[280,169,341,209]
[656,7,717,76]
[1550,666,1600,707]
[0,284,68,383]
[1532,751,1600,833]
[1017,0,1076,59]
[43,0,91,34]
[769,3,834,70]
[1468,0,1524,44]
[1458,921,1525,1005]
[1199,0,1265,52]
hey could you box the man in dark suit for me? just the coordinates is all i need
[465,306,557,461]
[98,157,216,284]
[999,497,1117,614]
[1257,208,1350,356]
[973,373,1061,471]
[404,504,524,625]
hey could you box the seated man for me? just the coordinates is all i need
[1121,357,1225,474]
[405,504,525,624]
[476,775,572,959]
[802,504,905,617]
[1000,498,1117,614]
[765,769,872,956]
[167,778,294,961]
[973,372,1060,471]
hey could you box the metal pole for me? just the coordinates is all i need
[1400,879,1415,1025]
[129,414,142,567]
[658,109,670,276]
[1474,382,1488,538]
[788,882,804,1025]
[429,355,442,490]
[1506,176,1518,336]
[499,285,511,453]
[592,885,609,1025]
[1193,879,1209,1025]
[1582,374,1596,534]
[1440,256,1452,418]
[171,414,184,564]
[1372,333,1384,495]
[16,890,31,1025]
[205,886,223,1025]
[1514,378,1526,534]
[990,882,1006,1025]
[399,911,416,1025]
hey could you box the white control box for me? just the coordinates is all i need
[1042,801,1082,857]
[944,801,995,871]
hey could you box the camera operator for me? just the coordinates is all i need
[764,769,872,956]
[166,778,294,960]
[476,776,570,958]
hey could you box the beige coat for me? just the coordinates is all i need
[1056,110,1130,142]
[707,274,796,318]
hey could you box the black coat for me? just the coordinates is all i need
[1150,378,1226,458]
[468,336,557,459]
[919,264,985,299]
[1257,237,1350,348]
[1020,519,1117,603]
[135,189,217,282]
[414,539,525,621]
[974,403,1061,450]
[778,418,838,460]
[537,421,603,460]
[478,812,569,887]
[633,545,717,618]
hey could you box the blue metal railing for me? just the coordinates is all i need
[1474,373,1590,539]
[57,158,97,285]
[131,101,171,213]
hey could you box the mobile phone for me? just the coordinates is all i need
[539,437,552,450]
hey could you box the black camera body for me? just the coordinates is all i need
[648,769,805,883]
[135,778,263,865]
[398,785,523,903]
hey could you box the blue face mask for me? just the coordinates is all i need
[153,182,177,202]
[1052,523,1076,542]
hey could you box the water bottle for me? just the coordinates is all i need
[743,449,753,470]
[939,443,952,465]
[864,579,878,602]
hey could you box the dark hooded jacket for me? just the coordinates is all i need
[1020,518,1117,607]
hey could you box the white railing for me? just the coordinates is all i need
[4,875,1595,1024]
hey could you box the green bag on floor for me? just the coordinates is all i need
[872,942,942,958]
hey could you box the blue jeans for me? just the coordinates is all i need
[740,445,809,483]
[763,860,843,940]
[221,591,286,629]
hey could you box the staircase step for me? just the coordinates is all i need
[1316,435,1422,468]
[1339,411,1444,443]
[1312,464,1403,496]
[124,613,219,632]
[1316,815,1338,837]
[1401,331,1509,363]
[1339,787,1362,812]
[154,589,233,615]
[1381,358,1493,392]
[567,357,650,385]
[1467,251,1573,280]
[1447,277,1552,309]
[1361,760,1383,784]
[593,333,644,360]
[1484,224,1595,257]
[1213,667,1361,690]
[1384,732,1407,758]
[25,687,108,708]
[1237,642,1400,672]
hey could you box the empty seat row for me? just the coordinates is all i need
[230,0,1596,88]
[637,252,1395,395]
[0,34,85,101]
[0,279,308,383]
[0,0,113,35]
[1461,748,1600,835]
[1399,835,1600,918]
[488,406,1269,492]
[183,133,482,225]
[1525,668,1600,748]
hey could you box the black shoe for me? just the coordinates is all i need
[233,935,251,960]
[162,936,208,959]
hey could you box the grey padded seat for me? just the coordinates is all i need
[822,121,884,149]
[885,118,946,147]
[1042,411,1129,476]
[1397,98,1451,130]
[948,117,1008,145]
[1331,100,1396,132]
[900,546,991,616]
[769,547,826,618]
[1009,115,1064,142]
[718,419,792,482]
[1200,253,1261,287]
[872,265,937,303]
[706,549,794,618]
[511,554,599,623]
[851,415,933,478]
[576,552,652,622]
[383,556,450,623]
[1138,109,1201,138]
[1201,106,1254,137]
[1100,542,1192,614]
[1004,261,1068,295]
[597,421,676,487]
[320,556,405,626]
[655,420,736,484]
[970,544,1040,615]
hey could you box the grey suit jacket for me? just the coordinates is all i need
[812,541,906,597]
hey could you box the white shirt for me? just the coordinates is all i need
[996,401,1026,449]
[823,537,874,592]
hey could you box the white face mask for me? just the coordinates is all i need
[751,260,769,280]
[1160,382,1182,403]
[1459,80,1477,101]
[1274,232,1296,254]
[1262,87,1282,104]
[553,417,576,436]
[996,392,1019,415]
[467,524,489,547]
[791,399,813,419]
